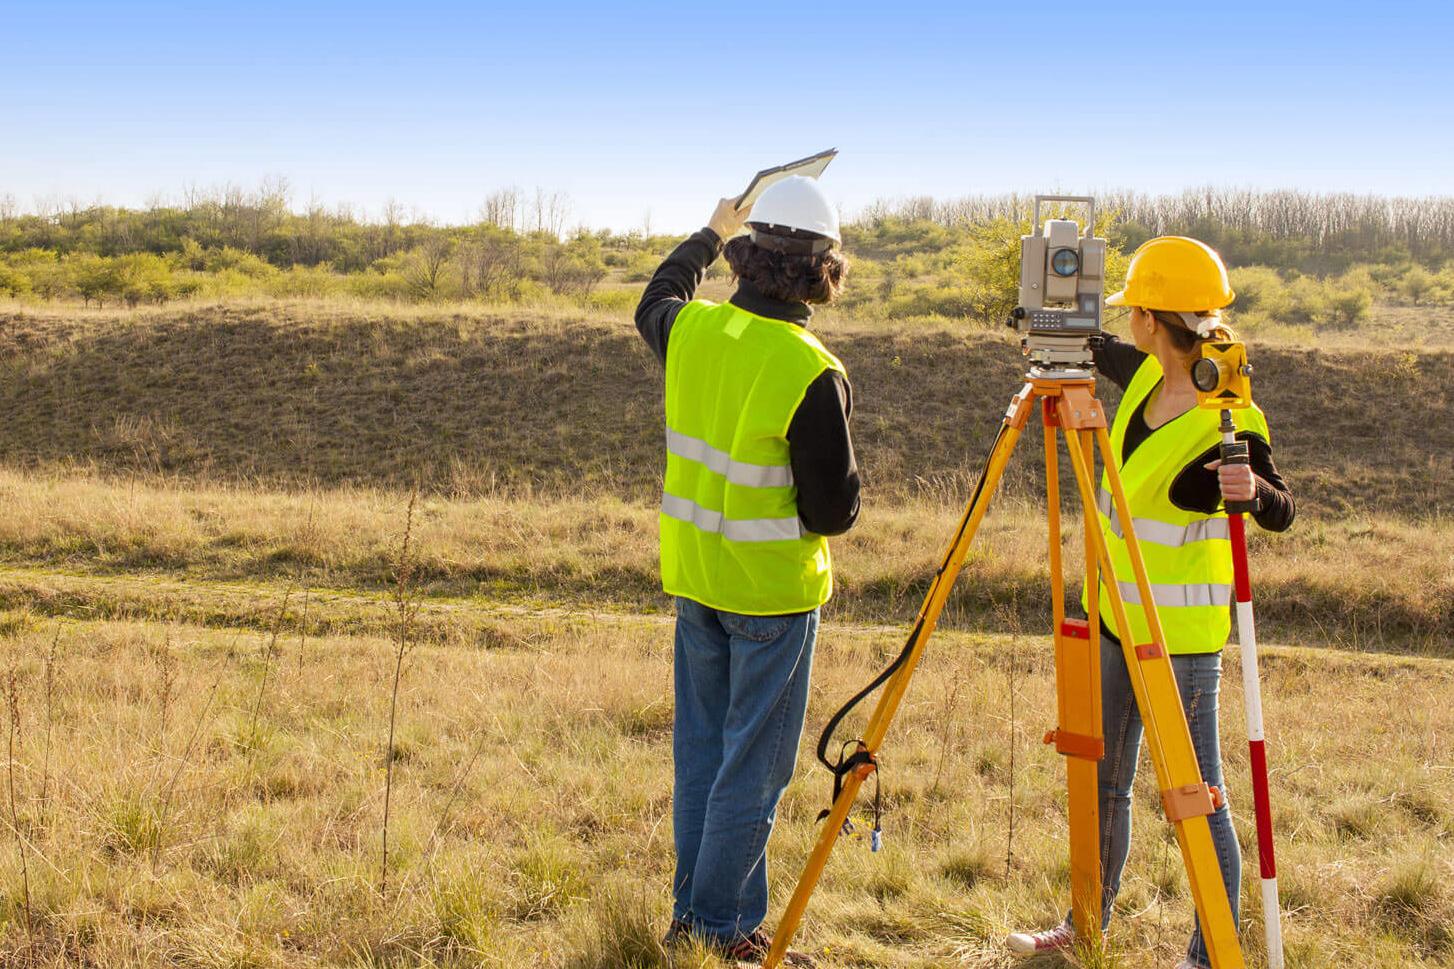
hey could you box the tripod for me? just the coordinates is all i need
[764,373,1246,969]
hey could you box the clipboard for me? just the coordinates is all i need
[736,148,837,209]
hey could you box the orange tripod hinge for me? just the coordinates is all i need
[1060,618,1091,640]
[1044,728,1105,760]
[1162,782,1224,822]
[1052,384,1108,430]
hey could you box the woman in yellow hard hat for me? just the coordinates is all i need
[1005,238,1295,969]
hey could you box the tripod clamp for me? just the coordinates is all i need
[817,742,882,852]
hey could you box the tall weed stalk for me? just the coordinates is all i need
[5,667,33,956]
[245,586,294,748]
[381,491,420,896]
[39,627,59,828]
[153,677,221,870]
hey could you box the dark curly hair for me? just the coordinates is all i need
[723,229,847,305]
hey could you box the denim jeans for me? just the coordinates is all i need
[671,596,818,942]
[1094,635,1241,968]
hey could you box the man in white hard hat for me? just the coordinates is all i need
[634,176,858,965]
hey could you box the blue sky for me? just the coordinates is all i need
[4,1,1451,232]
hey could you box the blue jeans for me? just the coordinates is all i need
[1095,638,1241,968]
[671,596,818,942]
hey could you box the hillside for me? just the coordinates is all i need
[1,301,1450,516]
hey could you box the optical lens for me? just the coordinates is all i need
[1191,358,1222,392]
[1051,248,1080,277]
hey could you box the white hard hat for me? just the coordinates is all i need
[748,175,840,244]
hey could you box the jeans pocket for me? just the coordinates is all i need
[720,612,795,644]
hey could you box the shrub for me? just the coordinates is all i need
[1400,265,1437,304]
[266,265,349,299]
[1230,266,1291,318]
[0,261,32,297]
[582,288,638,313]
[620,250,663,283]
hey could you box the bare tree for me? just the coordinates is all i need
[405,231,454,298]
[378,197,404,259]
[528,187,571,238]
[481,188,520,232]
[457,228,522,299]
[541,236,605,296]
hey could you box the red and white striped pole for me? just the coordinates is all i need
[1221,412,1285,969]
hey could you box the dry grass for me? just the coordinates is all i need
[0,300,1447,966]
[0,471,1445,654]
[0,603,1447,968]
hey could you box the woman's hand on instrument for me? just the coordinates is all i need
[1205,459,1258,504]
[708,197,752,242]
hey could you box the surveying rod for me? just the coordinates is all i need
[1218,410,1285,969]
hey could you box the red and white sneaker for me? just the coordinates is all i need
[1005,920,1074,955]
[712,929,816,967]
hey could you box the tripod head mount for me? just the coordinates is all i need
[1025,362,1096,383]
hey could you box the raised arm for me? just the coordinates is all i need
[634,197,751,365]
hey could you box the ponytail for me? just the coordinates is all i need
[1150,309,1236,356]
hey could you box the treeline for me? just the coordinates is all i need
[0,232,624,308]
[3,184,1454,325]
[9,184,1453,273]
[859,189,1454,272]
[0,185,646,308]
[0,183,595,271]
[839,213,1454,331]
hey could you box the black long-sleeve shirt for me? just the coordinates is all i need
[634,228,861,536]
[1093,334,1295,532]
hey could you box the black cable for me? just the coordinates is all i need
[813,420,1012,816]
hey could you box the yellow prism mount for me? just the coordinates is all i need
[763,372,1247,969]
[1192,340,1253,411]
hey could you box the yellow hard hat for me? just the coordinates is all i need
[1105,236,1235,312]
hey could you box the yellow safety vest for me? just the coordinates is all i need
[1081,355,1271,653]
[660,299,845,615]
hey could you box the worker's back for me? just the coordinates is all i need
[660,298,844,616]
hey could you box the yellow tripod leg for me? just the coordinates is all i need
[1061,421,1245,969]
[1043,413,1103,945]
[762,396,1032,969]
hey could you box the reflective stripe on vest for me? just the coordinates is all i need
[1116,580,1234,608]
[661,493,803,543]
[1097,488,1232,546]
[666,427,795,489]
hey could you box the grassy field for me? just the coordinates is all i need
[0,300,1449,967]
[0,472,1444,654]
[0,606,1449,968]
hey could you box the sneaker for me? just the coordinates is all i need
[1005,920,1074,955]
[662,918,691,948]
[1174,961,1205,969]
[709,928,817,967]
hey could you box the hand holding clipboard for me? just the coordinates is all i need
[735,149,838,210]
